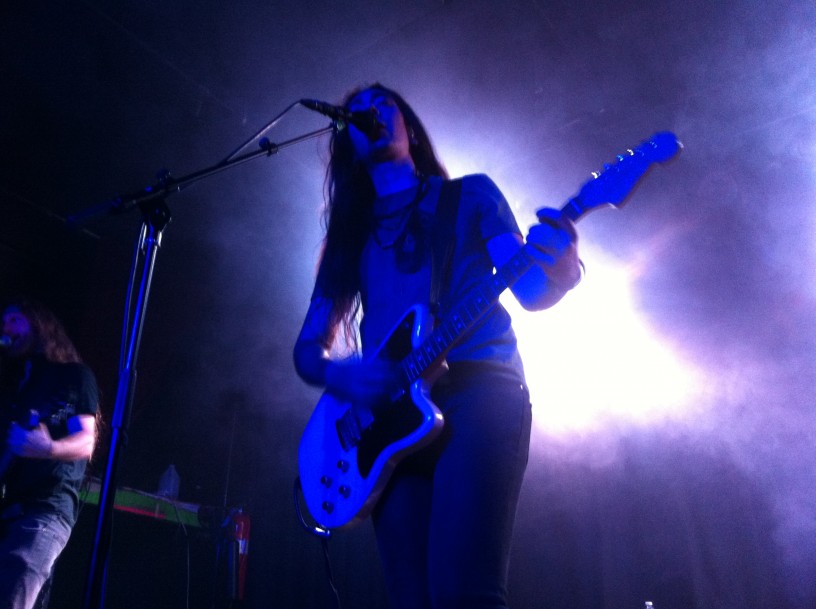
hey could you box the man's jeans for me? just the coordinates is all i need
[0,511,73,609]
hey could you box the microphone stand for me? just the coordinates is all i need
[76,120,336,609]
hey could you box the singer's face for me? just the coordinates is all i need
[346,88,412,167]
[2,307,35,358]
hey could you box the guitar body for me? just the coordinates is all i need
[298,305,445,530]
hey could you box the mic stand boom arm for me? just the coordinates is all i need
[68,125,334,225]
[78,122,336,609]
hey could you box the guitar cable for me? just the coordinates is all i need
[294,477,341,609]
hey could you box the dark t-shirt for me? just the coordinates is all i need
[1,356,99,526]
[315,173,527,379]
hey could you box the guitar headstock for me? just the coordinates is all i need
[544,131,681,223]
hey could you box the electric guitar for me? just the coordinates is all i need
[0,403,75,492]
[298,132,681,529]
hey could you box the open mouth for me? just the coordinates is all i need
[371,122,393,143]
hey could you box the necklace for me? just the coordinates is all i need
[371,176,429,250]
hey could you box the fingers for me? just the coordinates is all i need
[526,210,583,291]
[525,221,574,259]
[536,207,578,240]
[7,423,29,456]
[8,423,51,457]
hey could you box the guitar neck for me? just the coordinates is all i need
[396,131,681,386]
[398,222,558,386]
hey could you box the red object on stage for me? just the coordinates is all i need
[230,508,251,600]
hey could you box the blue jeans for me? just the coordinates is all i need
[372,365,532,609]
[0,510,73,609]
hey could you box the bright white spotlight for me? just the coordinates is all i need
[503,245,704,435]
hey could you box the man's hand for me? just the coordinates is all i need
[8,422,53,459]
[7,414,95,461]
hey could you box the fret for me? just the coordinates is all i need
[405,358,419,380]
[475,285,492,307]
[399,361,414,385]
[465,300,480,320]
[490,275,506,296]
[420,345,432,362]
[440,324,452,343]
[419,345,433,368]
[563,197,583,222]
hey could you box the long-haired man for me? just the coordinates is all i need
[0,297,99,609]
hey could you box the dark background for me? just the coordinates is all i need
[2,1,815,608]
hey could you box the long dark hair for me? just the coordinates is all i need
[318,83,448,341]
[4,297,82,364]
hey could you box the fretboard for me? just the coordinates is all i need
[398,244,538,385]
[392,130,680,386]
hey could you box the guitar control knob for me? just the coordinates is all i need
[338,485,351,498]
[320,475,332,487]
[337,460,350,472]
[322,501,334,514]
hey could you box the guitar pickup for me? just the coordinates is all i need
[336,417,357,451]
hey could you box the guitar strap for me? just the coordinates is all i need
[430,177,463,314]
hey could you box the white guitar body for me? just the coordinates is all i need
[298,305,446,530]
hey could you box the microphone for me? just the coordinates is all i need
[300,99,380,138]
[0,336,11,348]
